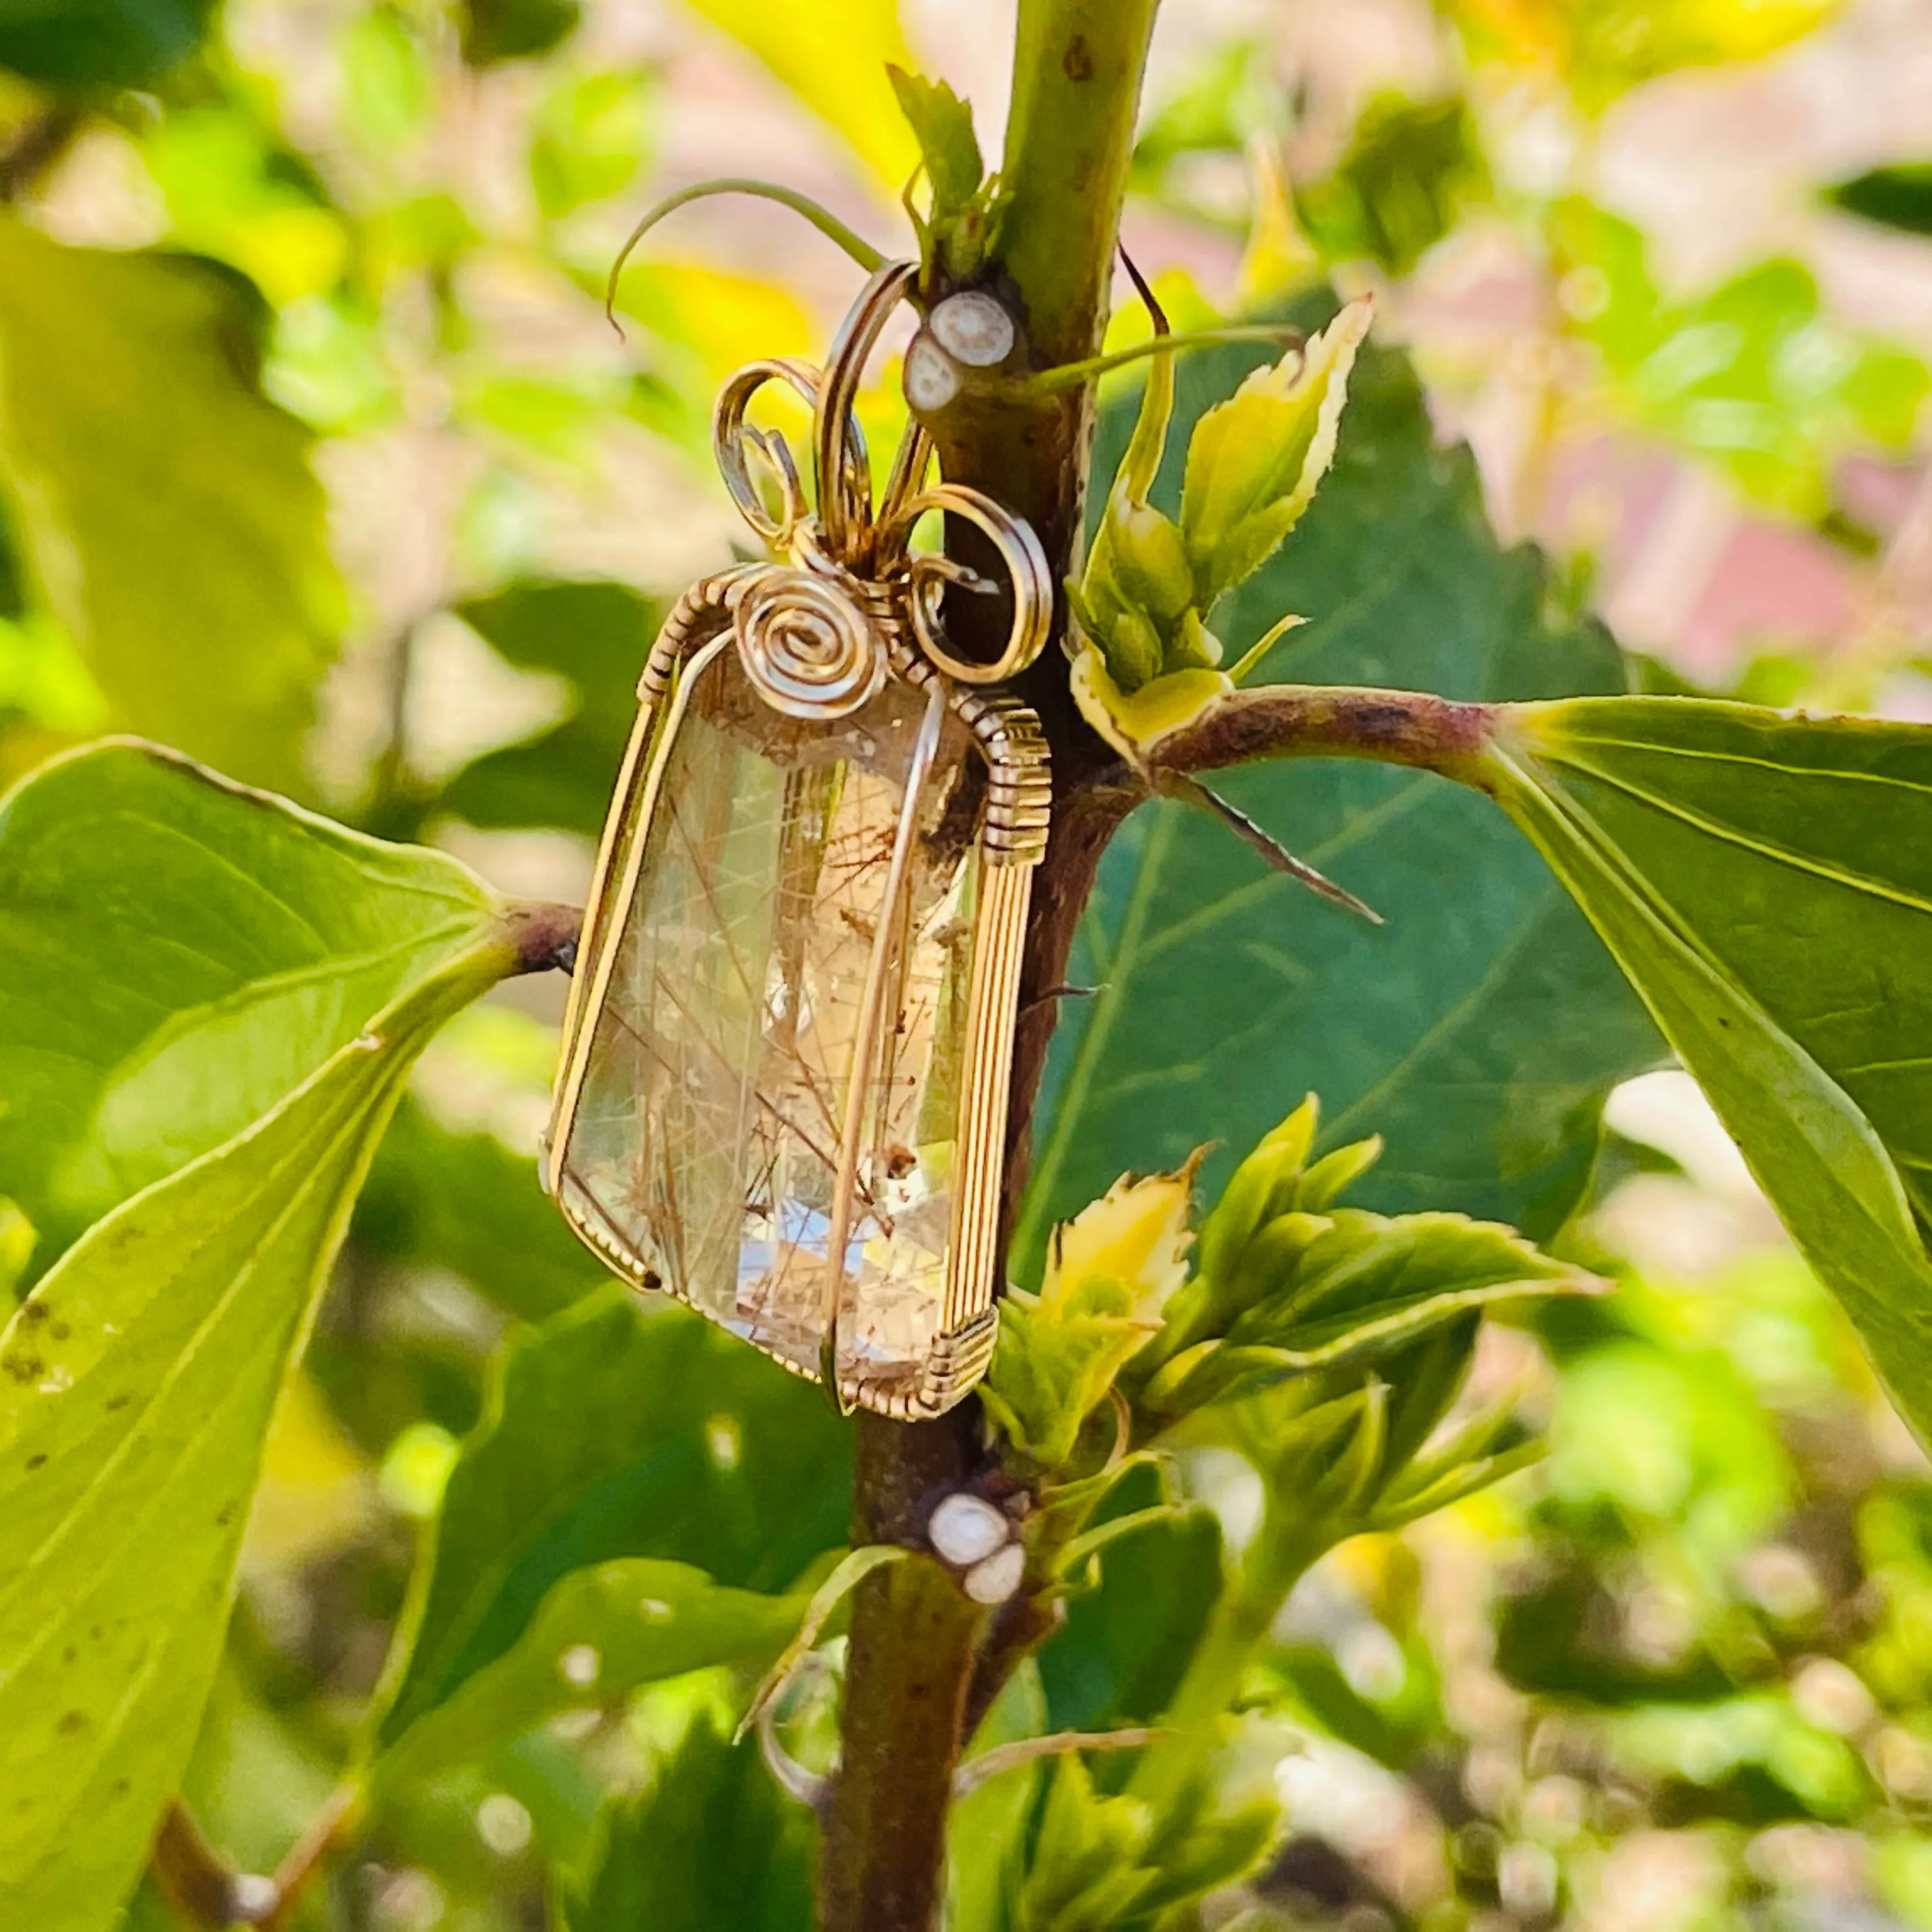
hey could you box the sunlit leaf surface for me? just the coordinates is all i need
[375,1558,802,1786]
[1489,695,1932,1445]
[0,943,508,1932]
[0,742,499,1264]
[0,222,341,786]
[1443,0,1838,110]
[376,1288,850,1747]
[678,0,919,190]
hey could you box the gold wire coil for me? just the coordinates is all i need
[732,567,889,717]
[705,258,1054,702]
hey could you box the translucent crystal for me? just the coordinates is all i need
[558,645,985,1406]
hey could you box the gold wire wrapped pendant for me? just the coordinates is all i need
[546,263,1052,1417]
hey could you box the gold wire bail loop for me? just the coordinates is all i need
[811,258,926,559]
[711,356,838,551]
[880,483,1054,685]
[708,259,1050,687]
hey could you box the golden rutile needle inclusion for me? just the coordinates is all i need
[546,258,1050,1417]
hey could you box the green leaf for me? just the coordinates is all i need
[459,0,580,66]
[561,1717,815,1932]
[1192,1094,1319,1293]
[1154,1209,1598,1414]
[1552,202,1928,517]
[1221,1317,1498,1563]
[0,740,499,1262]
[376,1288,850,1746]
[354,1096,604,1324]
[1013,1746,1277,1932]
[1020,300,1659,1279]
[529,70,653,220]
[1257,1634,1443,1770]
[948,1660,1049,1932]
[1485,694,1932,1449]
[1017,1753,1159,1932]
[887,65,983,221]
[1295,94,1489,279]
[440,579,664,839]
[374,1558,802,1787]
[0,0,214,86]
[1828,163,1932,240]
[0,222,341,786]
[1041,1497,1223,1735]
[678,0,919,190]
[0,940,509,1932]
[1492,1557,1735,1709]
[137,106,348,310]
[1232,1209,1593,1360]
[1129,39,1271,190]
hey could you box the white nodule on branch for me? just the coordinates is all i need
[228,1873,281,1923]
[930,290,1015,367]
[928,1492,1011,1567]
[962,1542,1027,1605]
[903,332,962,411]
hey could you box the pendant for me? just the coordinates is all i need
[545,262,1052,1418]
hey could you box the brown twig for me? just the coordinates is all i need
[259,1784,362,1932]
[502,900,583,977]
[1147,683,1499,787]
[150,1802,245,1928]
[148,1784,360,1931]
[0,105,84,204]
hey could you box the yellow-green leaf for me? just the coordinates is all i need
[983,1169,1192,1468]
[1444,0,1838,112]
[0,221,342,786]
[1179,298,1371,608]
[678,0,919,190]
[0,741,501,1264]
[0,942,509,1932]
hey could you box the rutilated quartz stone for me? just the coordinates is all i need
[556,644,990,1411]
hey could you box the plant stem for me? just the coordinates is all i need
[149,1803,240,1928]
[1149,683,1499,788]
[925,0,1163,778]
[1126,1518,1323,1819]
[820,6,1160,1928]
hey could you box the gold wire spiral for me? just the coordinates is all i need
[708,259,1053,705]
[732,567,888,717]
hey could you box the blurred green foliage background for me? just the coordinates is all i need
[7,1,1932,1928]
